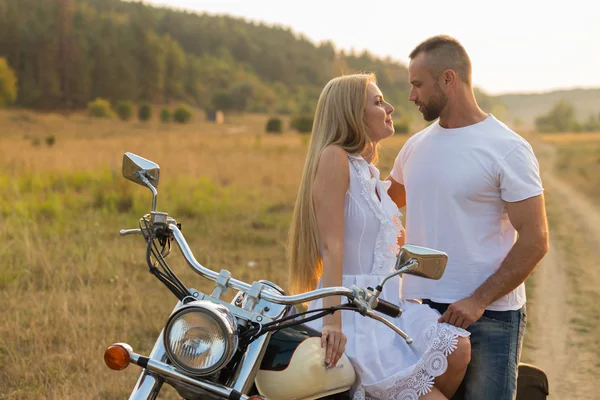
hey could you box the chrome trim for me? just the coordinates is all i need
[126,347,255,400]
[129,371,163,400]
[194,292,272,324]
[211,269,232,300]
[229,332,272,393]
[379,259,418,288]
[138,173,158,212]
[128,301,182,399]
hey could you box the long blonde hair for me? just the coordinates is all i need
[288,73,378,295]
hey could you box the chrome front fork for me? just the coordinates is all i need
[128,302,180,400]
[126,288,284,399]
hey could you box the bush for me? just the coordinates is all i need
[173,105,192,123]
[138,103,152,122]
[393,118,410,134]
[290,115,313,134]
[115,100,134,121]
[87,98,114,118]
[45,135,55,147]
[535,100,578,133]
[160,108,171,123]
[265,117,283,134]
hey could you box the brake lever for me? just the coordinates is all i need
[365,310,413,344]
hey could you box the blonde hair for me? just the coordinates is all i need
[288,73,378,295]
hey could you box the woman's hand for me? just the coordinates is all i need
[321,324,347,368]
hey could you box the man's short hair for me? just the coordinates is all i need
[409,35,472,85]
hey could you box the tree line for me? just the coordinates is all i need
[535,100,600,133]
[0,0,504,126]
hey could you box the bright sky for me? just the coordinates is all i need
[144,0,599,95]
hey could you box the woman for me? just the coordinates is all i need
[287,74,471,400]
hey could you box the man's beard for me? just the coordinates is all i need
[419,83,448,122]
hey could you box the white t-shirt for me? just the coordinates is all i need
[390,115,544,311]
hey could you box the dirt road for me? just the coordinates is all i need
[523,141,599,399]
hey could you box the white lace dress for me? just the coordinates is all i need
[305,154,470,400]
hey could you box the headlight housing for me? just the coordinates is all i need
[164,301,238,376]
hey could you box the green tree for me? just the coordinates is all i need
[582,113,600,132]
[0,57,17,107]
[162,34,186,103]
[228,81,254,112]
[535,100,579,133]
[291,115,313,134]
[0,0,424,114]
[211,89,233,112]
[184,55,205,106]
[393,116,411,134]
[137,30,166,102]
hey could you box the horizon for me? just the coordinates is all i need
[142,0,600,96]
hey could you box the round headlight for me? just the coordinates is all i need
[164,301,238,376]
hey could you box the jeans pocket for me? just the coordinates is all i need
[479,309,515,327]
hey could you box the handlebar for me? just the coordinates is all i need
[168,223,355,305]
[374,298,402,318]
[122,218,413,343]
[120,227,153,237]
[120,228,142,236]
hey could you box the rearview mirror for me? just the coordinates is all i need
[122,152,160,189]
[395,244,447,280]
[122,152,160,211]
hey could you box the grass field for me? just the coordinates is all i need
[0,109,410,399]
[1,109,598,398]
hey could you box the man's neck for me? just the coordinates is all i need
[438,89,489,129]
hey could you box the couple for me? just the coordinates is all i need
[287,35,549,400]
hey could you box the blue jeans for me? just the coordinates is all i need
[422,300,527,400]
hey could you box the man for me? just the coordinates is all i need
[387,35,549,400]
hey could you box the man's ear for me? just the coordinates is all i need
[442,70,457,89]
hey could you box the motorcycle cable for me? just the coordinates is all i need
[150,233,185,292]
[142,220,192,301]
[142,217,187,291]
[240,304,358,344]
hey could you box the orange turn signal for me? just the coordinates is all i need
[104,344,131,370]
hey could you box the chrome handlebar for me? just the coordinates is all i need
[120,228,142,236]
[167,223,355,305]
[121,216,410,341]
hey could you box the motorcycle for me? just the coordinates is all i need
[104,152,549,400]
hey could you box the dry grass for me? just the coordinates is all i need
[0,109,409,399]
[540,132,600,144]
[551,140,600,209]
[3,108,597,399]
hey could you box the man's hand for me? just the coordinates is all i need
[438,296,487,329]
[321,324,347,368]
